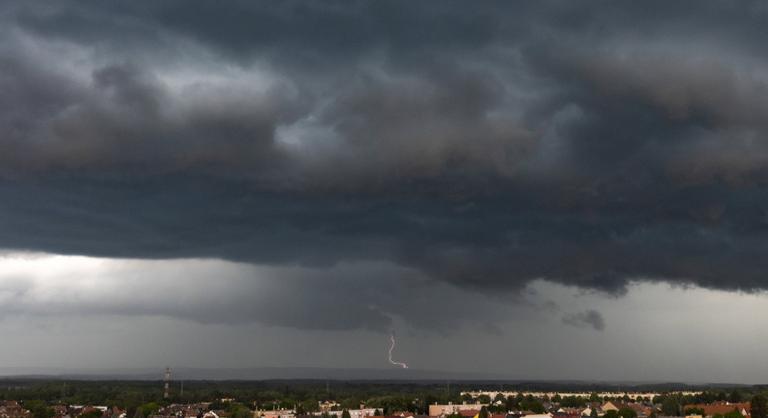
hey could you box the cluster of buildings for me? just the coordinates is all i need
[1,401,30,418]
[148,403,228,418]
[461,394,706,403]
[0,402,127,418]
[426,400,752,418]
[679,403,751,418]
[0,396,752,418]
[249,399,752,418]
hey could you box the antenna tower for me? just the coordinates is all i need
[164,367,171,399]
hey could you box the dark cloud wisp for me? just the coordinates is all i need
[562,310,605,331]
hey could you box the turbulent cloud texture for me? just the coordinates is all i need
[2,1,768,331]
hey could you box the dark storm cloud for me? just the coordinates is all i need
[562,310,605,331]
[2,1,768,330]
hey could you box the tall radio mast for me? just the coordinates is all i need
[164,367,171,400]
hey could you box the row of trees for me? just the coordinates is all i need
[656,393,768,418]
[1,380,473,416]
[467,390,768,418]
[5,380,768,418]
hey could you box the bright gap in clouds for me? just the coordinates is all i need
[0,253,255,310]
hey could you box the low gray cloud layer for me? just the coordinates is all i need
[2,1,768,332]
[0,256,555,333]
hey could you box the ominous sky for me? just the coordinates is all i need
[3,0,768,382]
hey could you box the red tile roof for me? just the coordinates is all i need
[684,403,750,417]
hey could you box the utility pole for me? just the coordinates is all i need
[164,367,171,400]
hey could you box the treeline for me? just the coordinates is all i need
[654,390,761,417]
[2,380,768,418]
[0,380,465,416]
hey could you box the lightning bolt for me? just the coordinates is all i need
[387,331,408,369]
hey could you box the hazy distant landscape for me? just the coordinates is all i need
[0,368,753,387]
[0,367,512,381]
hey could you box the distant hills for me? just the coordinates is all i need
[0,367,753,388]
[0,366,509,381]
